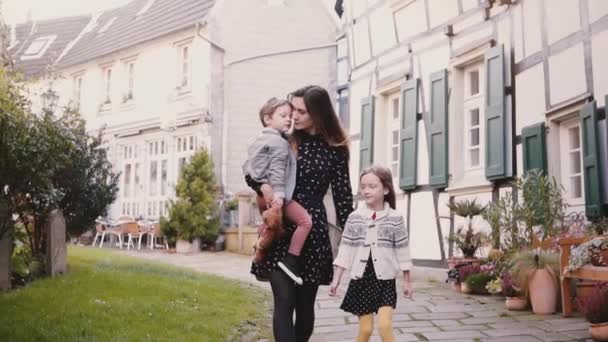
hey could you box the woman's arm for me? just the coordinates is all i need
[330,148,354,228]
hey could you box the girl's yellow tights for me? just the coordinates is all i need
[355,306,394,342]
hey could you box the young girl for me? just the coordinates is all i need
[243,97,313,285]
[329,165,413,342]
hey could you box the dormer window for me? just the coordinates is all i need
[21,35,57,60]
[98,17,116,34]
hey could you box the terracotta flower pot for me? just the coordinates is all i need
[576,280,600,311]
[505,297,528,311]
[451,282,461,292]
[590,322,608,341]
[529,268,558,314]
[461,282,472,294]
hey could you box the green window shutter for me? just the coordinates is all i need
[485,44,507,180]
[429,69,448,188]
[580,100,605,219]
[521,122,547,174]
[399,79,419,190]
[359,96,375,171]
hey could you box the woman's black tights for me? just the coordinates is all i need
[270,270,319,342]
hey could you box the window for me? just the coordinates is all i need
[560,120,583,203]
[176,135,198,181]
[21,35,56,60]
[178,45,191,90]
[147,139,169,218]
[121,143,140,216]
[387,93,400,178]
[463,63,484,170]
[123,61,135,103]
[337,89,350,129]
[103,67,112,104]
[73,75,82,108]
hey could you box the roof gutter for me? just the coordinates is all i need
[195,21,225,52]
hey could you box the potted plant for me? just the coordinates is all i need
[576,282,608,341]
[501,273,527,311]
[567,237,608,273]
[486,277,502,295]
[446,267,461,292]
[224,198,239,228]
[465,272,495,295]
[510,250,560,314]
[447,199,486,258]
[458,263,481,293]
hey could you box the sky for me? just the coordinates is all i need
[3,0,131,25]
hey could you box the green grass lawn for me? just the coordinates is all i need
[0,246,271,341]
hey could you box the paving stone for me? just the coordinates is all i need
[460,316,517,325]
[393,320,434,328]
[483,327,548,337]
[411,312,471,320]
[421,330,487,340]
[427,339,475,342]
[514,314,560,321]
[551,322,590,332]
[314,317,346,327]
[489,321,553,331]
[393,313,414,321]
[543,317,586,325]
[561,329,591,340]
[439,324,488,331]
[481,337,542,342]
[536,333,578,342]
[466,310,504,317]
[315,308,348,319]
[313,324,358,334]
[393,305,430,314]
[398,326,441,334]
[428,304,489,313]
[318,300,341,309]
[431,319,463,326]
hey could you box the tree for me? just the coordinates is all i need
[1,66,119,272]
[162,148,219,244]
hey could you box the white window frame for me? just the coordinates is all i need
[147,139,169,219]
[559,119,584,206]
[463,63,484,171]
[72,74,83,109]
[122,59,136,105]
[177,44,192,93]
[387,92,400,181]
[102,66,113,105]
[121,143,141,217]
[20,35,57,60]
[175,135,198,183]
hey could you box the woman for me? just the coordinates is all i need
[250,85,353,342]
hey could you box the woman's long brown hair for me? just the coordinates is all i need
[288,85,349,158]
[360,165,396,209]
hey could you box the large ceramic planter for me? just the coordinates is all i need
[505,297,528,311]
[176,238,201,254]
[590,322,608,341]
[461,282,472,294]
[529,268,558,314]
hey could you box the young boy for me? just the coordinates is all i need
[242,97,312,285]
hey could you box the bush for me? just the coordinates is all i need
[162,148,219,243]
[458,263,480,283]
[466,273,496,294]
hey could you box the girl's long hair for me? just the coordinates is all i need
[288,85,349,157]
[360,165,396,209]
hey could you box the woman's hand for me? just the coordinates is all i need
[402,280,413,299]
[328,279,340,297]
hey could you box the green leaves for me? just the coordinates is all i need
[162,148,219,243]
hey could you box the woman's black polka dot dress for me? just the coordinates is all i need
[340,253,397,316]
[250,133,353,285]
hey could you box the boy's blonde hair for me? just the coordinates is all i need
[259,97,293,127]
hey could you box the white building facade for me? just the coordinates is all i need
[10,0,339,221]
[338,0,608,265]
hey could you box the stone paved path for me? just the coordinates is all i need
[118,249,592,342]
